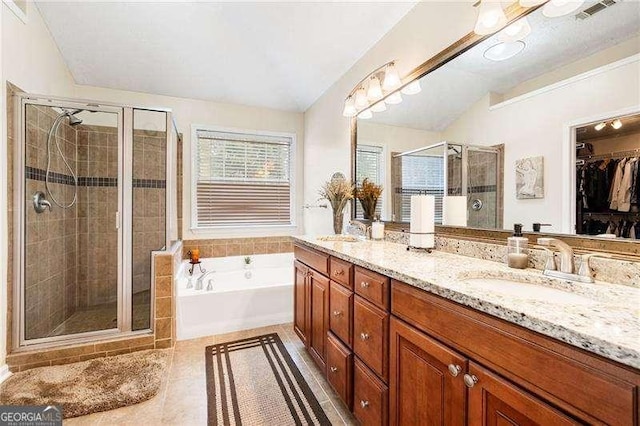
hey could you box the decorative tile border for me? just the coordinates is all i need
[25,166,165,188]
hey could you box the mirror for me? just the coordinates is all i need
[353,0,640,240]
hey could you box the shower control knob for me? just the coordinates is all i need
[471,199,483,211]
[33,192,51,213]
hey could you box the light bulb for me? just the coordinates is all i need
[354,88,369,109]
[342,96,357,117]
[611,119,622,129]
[401,80,422,95]
[367,76,383,101]
[386,91,402,105]
[358,109,373,119]
[498,17,531,43]
[542,0,584,18]
[519,0,546,6]
[370,101,387,113]
[594,122,606,131]
[474,1,508,36]
[382,63,401,91]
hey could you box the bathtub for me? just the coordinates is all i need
[175,252,293,340]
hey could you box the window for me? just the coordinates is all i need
[193,127,294,228]
[355,144,384,219]
[396,155,444,223]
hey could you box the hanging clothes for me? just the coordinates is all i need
[617,158,637,212]
[609,158,627,210]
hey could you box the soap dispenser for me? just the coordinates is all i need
[507,224,529,269]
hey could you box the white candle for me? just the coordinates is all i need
[443,196,467,227]
[371,222,385,240]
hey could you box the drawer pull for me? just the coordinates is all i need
[330,366,338,373]
[360,400,369,409]
[334,270,344,276]
[360,281,370,288]
[463,374,478,388]
[332,310,342,317]
[448,364,462,377]
[360,332,370,340]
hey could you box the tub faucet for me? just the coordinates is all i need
[196,271,215,290]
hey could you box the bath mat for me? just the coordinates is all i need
[0,349,169,418]
[206,333,330,426]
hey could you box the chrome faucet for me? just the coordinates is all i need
[350,220,371,239]
[537,238,574,273]
[196,271,215,290]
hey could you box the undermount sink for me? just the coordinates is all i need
[460,278,598,305]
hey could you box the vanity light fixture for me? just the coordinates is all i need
[474,0,508,36]
[594,122,607,131]
[358,109,373,119]
[498,17,532,42]
[542,0,585,18]
[611,119,623,129]
[484,41,526,61]
[342,60,420,117]
[367,76,383,101]
[401,80,422,95]
[342,96,357,117]
[371,101,387,113]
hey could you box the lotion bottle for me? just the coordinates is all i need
[507,224,529,269]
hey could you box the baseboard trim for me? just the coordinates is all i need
[0,364,12,384]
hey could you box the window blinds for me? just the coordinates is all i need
[355,145,383,219]
[195,129,292,227]
[397,155,444,223]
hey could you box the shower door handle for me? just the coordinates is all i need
[115,212,121,229]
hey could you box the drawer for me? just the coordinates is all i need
[330,257,353,289]
[391,280,638,426]
[294,244,329,275]
[326,332,353,409]
[354,267,389,310]
[354,295,389,382]
[329,281,353,348]
[353,358,388,426]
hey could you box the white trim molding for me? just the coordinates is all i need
[0,364,12,384]
[3,0,27,23]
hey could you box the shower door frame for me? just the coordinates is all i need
[12,94,174,350]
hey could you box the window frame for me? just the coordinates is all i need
[355,143,386,220]
[190,124,297,233]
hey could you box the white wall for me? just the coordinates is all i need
[442,57,640,233]
[303,1,477,235]
[357,121,442,220]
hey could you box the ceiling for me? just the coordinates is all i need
[578,114,640,141]
[36,1,417,112]
[370,0,640,132]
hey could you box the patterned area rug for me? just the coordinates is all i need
[206,333,331,426]
[0,349,169,418]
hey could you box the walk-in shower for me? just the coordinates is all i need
[14,94,178,348]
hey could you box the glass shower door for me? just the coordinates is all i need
[23,102,122,341]
[465,146,501,229]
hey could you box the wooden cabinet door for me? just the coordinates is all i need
[354,295,389,381]
[309,270,330,372]
[293,260,309,347]
[467,362,579,426]
[389,317,467,426]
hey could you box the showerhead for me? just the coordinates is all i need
[61,109,83,126]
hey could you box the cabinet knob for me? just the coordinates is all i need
[330,366,338,373]
[360,400,369,409]
[360,281,370,288]
[334,270,344,276]
[360,332,370,340]
[463,374,478,388]
[333,310,342,317]
[447,364,462,377]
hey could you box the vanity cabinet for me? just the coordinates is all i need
[309,270,330,372]
[293,260,310,347]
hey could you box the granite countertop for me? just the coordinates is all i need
[293,236,640,369]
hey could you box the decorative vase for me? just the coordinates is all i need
[360,198,378,221]
[333,210,344,234]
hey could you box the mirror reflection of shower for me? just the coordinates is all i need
[45,108,83,208]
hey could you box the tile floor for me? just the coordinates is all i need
[65,323,356,425]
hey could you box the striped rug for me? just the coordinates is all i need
[205,333,331,426]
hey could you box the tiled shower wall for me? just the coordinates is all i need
[24,105,78,340]
[76,125,119,308]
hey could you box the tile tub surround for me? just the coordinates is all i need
[182,236,294,259]
[293,236,640,369]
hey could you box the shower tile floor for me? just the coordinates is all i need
[64,323,356,425]
[48,291,151,337]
